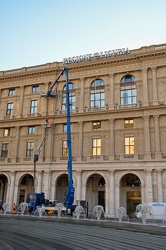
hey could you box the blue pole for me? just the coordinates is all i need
[64,67,73,188]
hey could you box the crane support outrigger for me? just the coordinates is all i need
[46,67,75,214]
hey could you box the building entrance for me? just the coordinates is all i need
[127,191,141,217]
[120,173,141,217]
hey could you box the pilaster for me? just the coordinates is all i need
[76,170,82,202]
[151,67,158,105]
[157,169,163,202]
[145,170,153,203]
[109,119,114,160]
[9,171,16,204]
[109,170,115,217]
[154,115,161,159]
[142,68,149,106]
[143,116,151,159]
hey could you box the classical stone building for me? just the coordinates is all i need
[0,43,166,217]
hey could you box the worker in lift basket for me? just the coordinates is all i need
[12,203,17,213]
[45,119,51,127]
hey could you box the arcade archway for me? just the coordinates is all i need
[86,174,106,214]
[18,174,33,203]
[120,173,141,217]
[56,174,68,203]
[0,174,8,204]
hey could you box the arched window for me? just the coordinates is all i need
[90,79,105,108]
[120,74,136,106]
[62,82,76,111]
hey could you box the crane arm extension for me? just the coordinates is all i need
[47,68,65,96]
[34,128,48,162]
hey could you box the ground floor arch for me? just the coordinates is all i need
[56,174,68,203]
[18,174,33,204]
[86,174,106,214]
[120,173,142,217]
[0,174,8,204]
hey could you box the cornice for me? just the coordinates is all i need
[0,48,166,82]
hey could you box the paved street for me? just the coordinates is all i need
[0,216,166,250]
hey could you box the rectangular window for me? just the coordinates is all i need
[63,124,67,132]
[30,100,38,113]
[92,121,101,130]
[92,138,101,155]
[125,136,134,155]
[32,85,39,93]
[4,129,10,136]
[26,142,34,157]
[62,140,68,156]
[124,119,133,128]
[6,103,13,115]
[63,124,72,132]
[90,90,105,108]
[28,126,36,134]
[1,143,9,158]
[8,89,15,96]
[121,88,136,105]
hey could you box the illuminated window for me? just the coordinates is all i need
[92,121,101,130]
[125,137,134,155]
[30,100,38,113]
[4,129,10,136]
[90,79,105,108]
[28,126,36,134]
[1,143,9,158]
[124,119,133,128]
[92,138,101,156]
[8,89,15,96]
[62,83,76,111]
[62,140,68,156]
[26,142,34,157]
[6,103,13,115]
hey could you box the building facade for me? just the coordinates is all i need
[0,43,166,217]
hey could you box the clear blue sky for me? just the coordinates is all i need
[1,0,166,71]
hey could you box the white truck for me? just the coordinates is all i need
[136,202,166,220]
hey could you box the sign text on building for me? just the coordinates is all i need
[63,48,130,64]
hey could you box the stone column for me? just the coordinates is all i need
[50,173,56,200]
[143,116,151,159]
[37,171,43,193]
[109,119,114,160]
[80,78,85,112]
[78,121,83,160]
[157,169,163,202]
[76,170,82,202]
[109,74,114,109]
[9,171,15,204]
[145,170,153,203]
[109,170,115,217]
[142,68,149,106]
[154,115,161,159]
[141,184,146,204]
[151,67,158,105]
[43,170,51,199]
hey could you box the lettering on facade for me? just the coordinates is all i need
[63,48,130,64]
[155,45,166,50]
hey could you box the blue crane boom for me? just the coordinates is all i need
[46,67,75,212]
